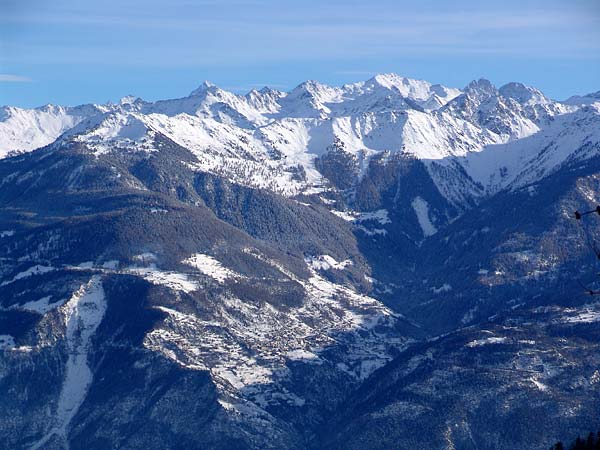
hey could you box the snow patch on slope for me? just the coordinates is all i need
[306,255,353,271]
[126,266,198,293]
[0,265,55,287]
[561,307,600,324]
[466,336,508,347]
[32,276,107,449]
[0,104,102,157]
[412,197,437,237]
[17,296,65,315]
[466,105,600,192]
[70,111,158,154]
[183,253,242,283]
[356,209,391,225]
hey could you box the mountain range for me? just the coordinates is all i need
[1,74,599,450]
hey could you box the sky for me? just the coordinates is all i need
[1,0,599,108]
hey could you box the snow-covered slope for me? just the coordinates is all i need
[466,104,600,192]
[0,104,105,157]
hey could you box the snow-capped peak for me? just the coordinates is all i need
[370,73,414,88]
[499,82,549,105]
[464,78,497,97]
[119,95,141,106]
[291,80,335,96]
[244,88,285,114]
[441,78,566,139]
[189,80,218,97]
[64,111,156,155]
[286,80,341,105]
[367,73,434,99]
[277,80,342,118]
[351,74,461,110]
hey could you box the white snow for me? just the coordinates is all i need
[330,210,357,221]
[17,295,64,314]
[306,255,353,271]
[431,284,452,294]
[183,253,240,283]
[355,225,388,236]
[562,308,600,324]
[56,277,106,428]
[0,104,103,157]
[530,377,549,392]
[32,276,107,449]
[466,105,600,193]
[0,264,55,287]
[411,197,437,237]
[80,112,149,142]
[127,266,198,293]
[132,252,157,263]
[286,349,320,361]
[59,257,198,294]
[466,336,508,347]
[355,209,391,225]
[330,209,391,229]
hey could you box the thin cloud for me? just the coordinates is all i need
[0,74,31,82]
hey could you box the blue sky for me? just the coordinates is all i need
[1,0,599,107]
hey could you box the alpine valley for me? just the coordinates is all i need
[1,74,599,450]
